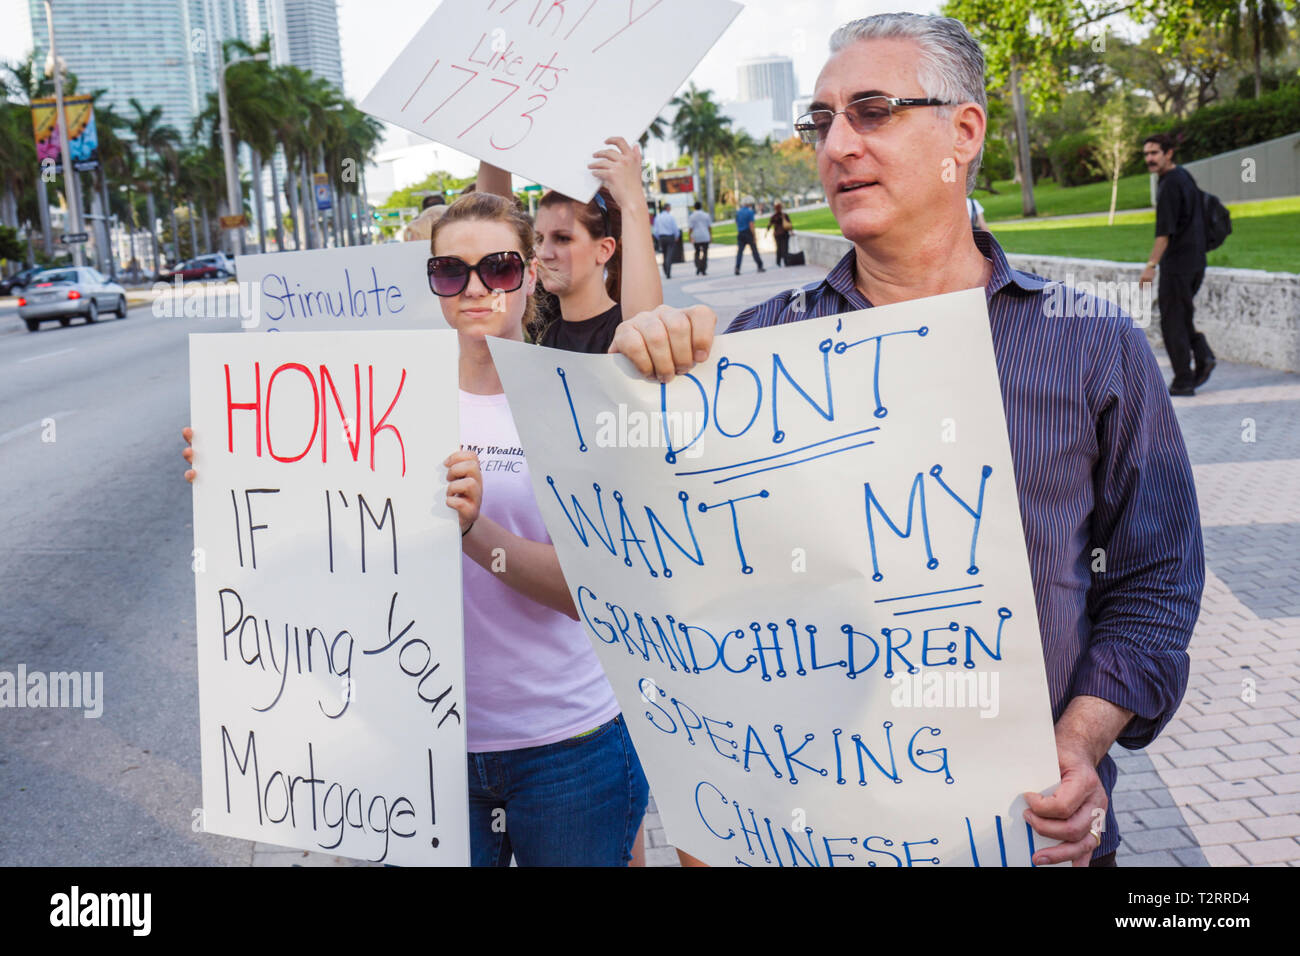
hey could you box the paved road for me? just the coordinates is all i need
[0,290,257,866]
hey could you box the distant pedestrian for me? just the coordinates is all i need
[967,196,987,231]
[765,201,793,266]
[1140,133,1214,396]
[688,201,713,275]
[734,196,765,275]
[652,202,681,279]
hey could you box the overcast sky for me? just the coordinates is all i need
[3,0,935,101]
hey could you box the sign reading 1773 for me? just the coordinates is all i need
[361,0,742,200]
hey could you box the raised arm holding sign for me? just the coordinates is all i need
[361,0,742,200]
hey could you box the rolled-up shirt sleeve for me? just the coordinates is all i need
[1076,322,1203,748]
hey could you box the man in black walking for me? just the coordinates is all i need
[1140,134,1215,396]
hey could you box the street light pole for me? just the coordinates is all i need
[218,53,267,257]
[44,0,83,268]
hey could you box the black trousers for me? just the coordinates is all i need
[1157,267,1211,386]
[656,236,677,278]
[735,229,763,272]
[694,242,709,274]
[774,233,790,266]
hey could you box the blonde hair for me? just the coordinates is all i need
[429,193,538,333]
[402,203,447,242]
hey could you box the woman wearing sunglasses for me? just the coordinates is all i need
[185,192,649,866]
[478,138,660,354]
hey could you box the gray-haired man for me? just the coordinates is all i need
[611,12,1201,868]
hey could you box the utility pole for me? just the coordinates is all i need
[44,0,83,267]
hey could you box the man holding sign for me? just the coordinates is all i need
[610,12,1202,866]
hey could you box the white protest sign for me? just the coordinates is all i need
[361,0,743,200]
[490,289,1063,867]
[189,330,468,865]
[236,243,449,332]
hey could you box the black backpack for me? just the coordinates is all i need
[1202,190,1231,251]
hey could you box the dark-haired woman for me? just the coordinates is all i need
[480,139,660,354]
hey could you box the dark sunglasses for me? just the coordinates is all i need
[427,251,527,297]
[795,95,952,145]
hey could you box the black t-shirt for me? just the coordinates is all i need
[1155,166,1206,272]
[536,301,623,354]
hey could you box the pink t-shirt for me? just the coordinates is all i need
[459,389,620,751]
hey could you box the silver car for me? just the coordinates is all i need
[17,267,128,332]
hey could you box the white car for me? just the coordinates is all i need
[17,267,128,331]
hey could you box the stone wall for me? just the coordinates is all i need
[793,231,1300,372]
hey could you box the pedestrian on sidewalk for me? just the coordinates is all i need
[611,11,1202,869]
[652,203,681,279]
[734,196,765,275]
[1140,133,1215,396]
[688,201,713,275]
[766,201,793,266]
[967,195,987,231]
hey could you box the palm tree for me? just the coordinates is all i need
[716,127,757,209]
[638,113,668,150]
[83,90,135,275]
[670,84,731,217]
[222,37,278,251]
[1223,0,1289,98]
[126,98,182,271]
[2,54,57,258]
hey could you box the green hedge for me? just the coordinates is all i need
[1141,85,1300,162]
[1047,131,1099,187]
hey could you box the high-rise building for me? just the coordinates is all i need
[26,0,343,138]
[737,55,796,139]
[27,0,253,137]
[279,0,344,91]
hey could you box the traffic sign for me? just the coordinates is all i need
[59,232,88,244]
[219,214,248,229]
[522,184,542,193]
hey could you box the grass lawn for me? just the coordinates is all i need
[992,197,1300,273]
[713,195,1299,273]
[974,174,1153,221]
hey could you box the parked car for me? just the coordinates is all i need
[17,267,128,331]
[158,253,235,282]
[1,265,43,296]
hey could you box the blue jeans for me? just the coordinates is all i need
[467,715,649,866]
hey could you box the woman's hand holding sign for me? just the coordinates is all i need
[443,449,482,536]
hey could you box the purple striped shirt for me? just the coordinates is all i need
[726,230,1204,859]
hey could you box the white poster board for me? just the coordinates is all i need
[490,289,1063,867]
[236,244,449,332]
[361,0,743,200]
[189,330,468,865]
